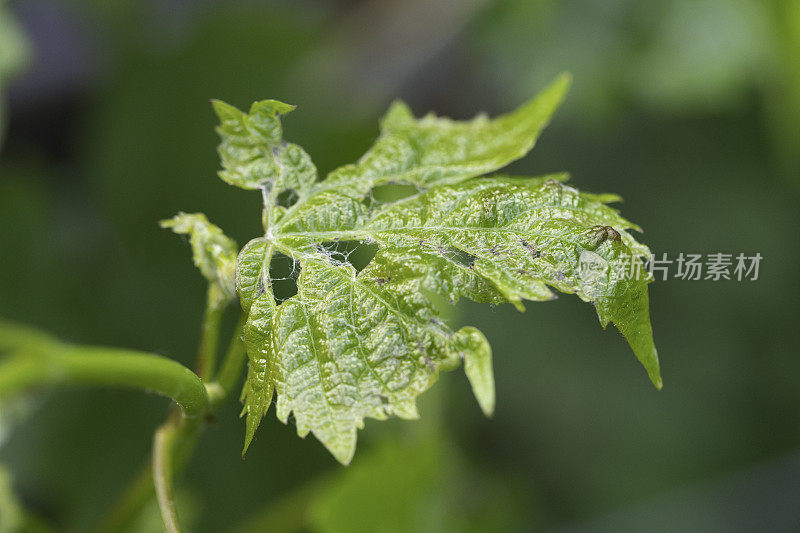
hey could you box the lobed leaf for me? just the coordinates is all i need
[199,75,662,464]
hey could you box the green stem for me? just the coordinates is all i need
[153,415,182,533]
[0,305,248,533]
[262,181,282,236]
[0,304,248,532]
[150,311,247,530]
[0,320,216,532]
[0,344,209,417]
[196,286,225,379]
[94,414,202,533]
[94,311,247,531]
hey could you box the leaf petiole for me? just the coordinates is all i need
[196,284,226,380]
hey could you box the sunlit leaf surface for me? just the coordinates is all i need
[168,74,660,464]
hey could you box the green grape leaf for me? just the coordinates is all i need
[160,212,238,308]
[196,74,661,464]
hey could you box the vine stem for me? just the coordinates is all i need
[196,285,225,379]
[150,306,247,532]
[0,344,209,417]
[210,312,248,405]
[153,414,183,533]
[95,412,203,533]
[152,296,245,533]
[92,311,247,532]
[0,308,248,532]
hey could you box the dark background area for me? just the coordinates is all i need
[1,0,799,531]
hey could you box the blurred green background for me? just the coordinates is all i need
[1,0,799,531]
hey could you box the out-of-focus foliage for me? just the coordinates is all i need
[306,433,523,533]
[234,385,526,533]
[0,0,30,141]
[474,0,800,182]
[763,0,800,179]
[0,464,23,533]
[474,0,772,118]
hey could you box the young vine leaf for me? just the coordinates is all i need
[165,73,661,465]
[160,213,238,309]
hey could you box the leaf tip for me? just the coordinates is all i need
[249,99,296,118]
[619,321,662,391]
[322,433,357,466]
[158,212,184,230]
[646,358,663,390]
[380,100,413,131]
[530,71,572,117]
[554,71,573,90]
[241,415,258,458]
[455,327,496,418]
[210,99,241,121]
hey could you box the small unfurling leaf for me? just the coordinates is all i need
[212,99,316,197]
[160,212,237,308]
